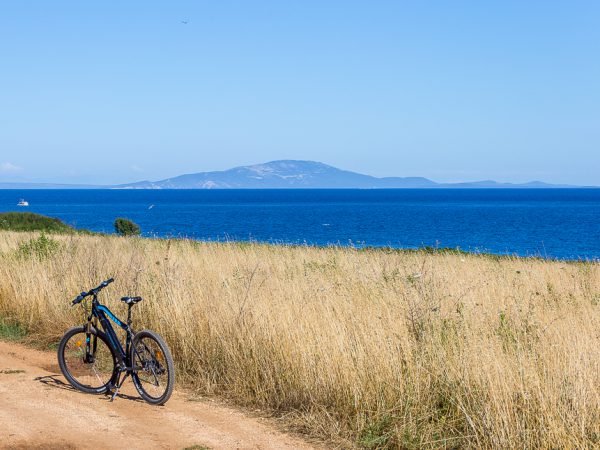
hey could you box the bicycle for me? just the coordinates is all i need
[57,278,175,405]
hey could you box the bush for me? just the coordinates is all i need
[17,233,61,259]
[114,218,141,236]
[0,212,74,233]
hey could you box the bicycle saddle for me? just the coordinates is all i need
[120,296,143,304]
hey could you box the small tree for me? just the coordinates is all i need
[114,218,141,236]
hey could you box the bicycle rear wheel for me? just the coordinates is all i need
[130,330,175,405]
[58,326,118,394]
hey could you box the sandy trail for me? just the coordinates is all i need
[0,340,319,450]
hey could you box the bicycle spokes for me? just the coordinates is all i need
[61,330,116,390]
[133,337,169,397]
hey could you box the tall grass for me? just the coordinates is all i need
[0,230,599,448]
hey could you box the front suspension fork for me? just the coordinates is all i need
[84,318,98,363]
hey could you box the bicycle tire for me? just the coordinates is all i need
[130,329,175,405]
[57,326,118,394]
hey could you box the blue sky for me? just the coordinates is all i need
[1,1,599,185]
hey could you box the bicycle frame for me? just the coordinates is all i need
[86,294,135,370]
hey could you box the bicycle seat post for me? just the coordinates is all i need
[127,303,133,326]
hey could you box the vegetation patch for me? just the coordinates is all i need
[0,211,99,236]
[358,414,397,449]
[17,233,62,260]
[114,217,141,236]
[0,212,75,233]
[0,369,25,374]
[0,317,27,341]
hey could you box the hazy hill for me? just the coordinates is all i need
[114,160,576,189]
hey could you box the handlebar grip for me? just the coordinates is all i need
[99,278,114,288]
[71,293,85,306]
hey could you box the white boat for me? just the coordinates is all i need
[17,199,29,206]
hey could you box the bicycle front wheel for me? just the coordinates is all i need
[58,326,118,394]
[130,330,175,405]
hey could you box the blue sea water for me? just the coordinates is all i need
[0,189,599,260]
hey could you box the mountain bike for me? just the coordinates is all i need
[57,278,175,405]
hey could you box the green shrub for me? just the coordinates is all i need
[114,217,141,236]
[0,212,74,233]
[359,414,397,449]
[17,233,61,259]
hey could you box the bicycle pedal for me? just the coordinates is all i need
[110,388,120,402]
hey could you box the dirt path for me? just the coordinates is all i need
[0,340,320,450]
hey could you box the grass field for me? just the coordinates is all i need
[0,230,599,448]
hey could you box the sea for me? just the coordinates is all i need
[0,189,599,260]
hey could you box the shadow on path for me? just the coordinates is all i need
[35,375,79,393]
[34,375,144,403]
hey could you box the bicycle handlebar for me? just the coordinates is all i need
[72,278,114,306]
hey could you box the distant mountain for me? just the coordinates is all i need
[114,161,437,189]
[114,160,580,189]
[0,160,588,189]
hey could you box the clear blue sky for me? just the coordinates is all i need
[1,1,598,185]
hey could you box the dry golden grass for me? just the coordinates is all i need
[1,230,599,448]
